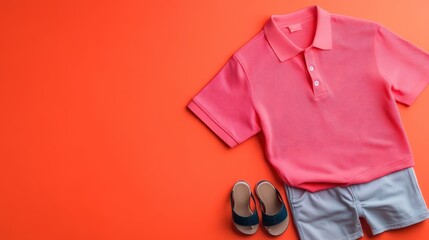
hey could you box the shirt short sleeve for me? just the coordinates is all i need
[187,54,261,148]
[374,23,429,106]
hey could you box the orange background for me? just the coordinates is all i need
[1,0,428,239]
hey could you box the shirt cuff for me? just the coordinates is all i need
[402,70,429,106]
[187,100,238,148]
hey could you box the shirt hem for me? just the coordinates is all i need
[344,155,414,184]
[187,100,238,148]
[295,156,414,192]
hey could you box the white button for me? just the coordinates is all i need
[314,80,320,86]
[309,65,315,71]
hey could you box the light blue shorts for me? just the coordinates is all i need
[285,167,429,240]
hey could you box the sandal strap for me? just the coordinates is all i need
[262,203,287,226]
[232,208,259,226]
[230,190,259,226]
[259,185,288,227]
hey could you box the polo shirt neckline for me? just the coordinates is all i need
[264,5,333,62]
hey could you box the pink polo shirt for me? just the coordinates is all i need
[187,5,429,192]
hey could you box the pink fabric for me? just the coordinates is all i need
[187,5,429,192]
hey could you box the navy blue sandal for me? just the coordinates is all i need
[230,180,259,235]
[255,180,289,236]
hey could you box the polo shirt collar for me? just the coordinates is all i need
[264,5,332,61]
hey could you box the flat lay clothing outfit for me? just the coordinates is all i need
[187,4,429,239]
[187,5,429,192]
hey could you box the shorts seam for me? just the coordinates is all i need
[371,212,429,235]
[407,168,427,207]
[347,186,364,217]
[285,185,307,239]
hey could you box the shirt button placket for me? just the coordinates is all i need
[304,49,326,98]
